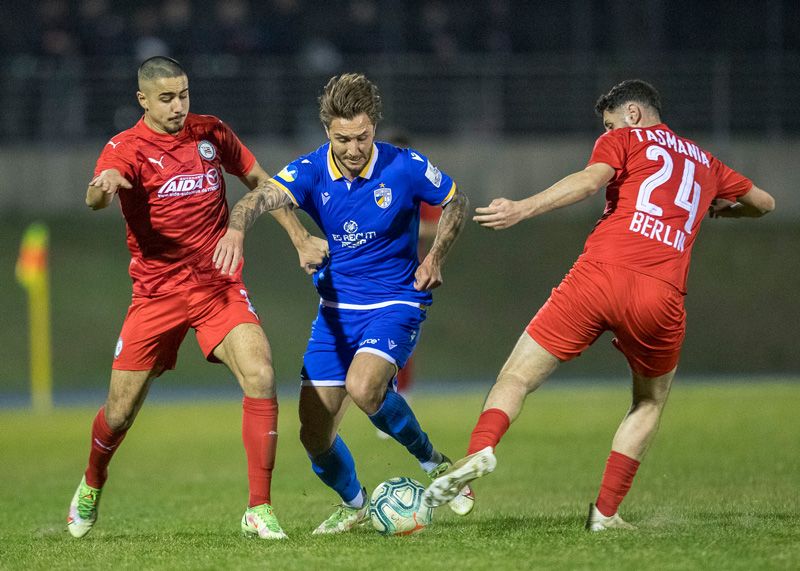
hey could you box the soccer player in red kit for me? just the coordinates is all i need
[66,56,327,540]
[424,80,776,530]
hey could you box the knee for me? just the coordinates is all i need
[345,379,384,415]
[104,404,135,432]
[629,398,664,419]
[240,362,276,398]
[496,369,537,394]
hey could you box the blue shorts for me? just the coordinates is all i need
[301,302,427,387]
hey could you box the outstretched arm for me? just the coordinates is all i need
[473,163,614,230]
[415,189,469,291]
[709,185,775,219]
[85,169,132,210]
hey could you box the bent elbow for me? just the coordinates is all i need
[750,195,775,217]
[760,195,776,215]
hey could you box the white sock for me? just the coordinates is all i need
[420,450,444,473]
[344,488,365,509]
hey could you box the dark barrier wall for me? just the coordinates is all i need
[1,210,796,394]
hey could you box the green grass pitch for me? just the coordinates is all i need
[1,382,798,570]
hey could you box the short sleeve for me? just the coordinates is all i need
[269,157,317,210]
[710,157,753,201]
[215,120,256,177]
[404,148,456,206]
[95,139,136,180]
[588,130,627,172]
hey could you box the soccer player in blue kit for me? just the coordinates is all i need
[213,73,472,533]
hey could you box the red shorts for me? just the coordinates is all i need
[526,259,686,378]
[112,281,261,372]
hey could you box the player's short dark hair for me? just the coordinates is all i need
[319,73,383,128]
[595,79,662,117]
[137,56,186,88]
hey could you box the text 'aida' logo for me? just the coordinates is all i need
[157,168,221,197]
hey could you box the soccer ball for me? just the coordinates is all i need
[369,477,433,536]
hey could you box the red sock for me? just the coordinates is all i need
[467,408,511,455]
[85,407,128,489]
[595,450,641,517]
[242,396,279,507]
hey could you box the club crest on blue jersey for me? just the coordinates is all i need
[198,140,216,160]
[374,184,393,209]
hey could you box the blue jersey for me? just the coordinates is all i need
[270,142,456,306]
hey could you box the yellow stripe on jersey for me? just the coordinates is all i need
[357,144,379,179]
[439,182,457,206]
[327,147,343,180]
[269,178,299,206]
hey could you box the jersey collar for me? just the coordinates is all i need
[327,143,379,181]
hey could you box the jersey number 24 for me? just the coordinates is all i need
[636,145,701,234]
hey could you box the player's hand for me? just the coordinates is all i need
[708,198,742,218]
[213,228,244,276]
[297,235,329,275]
[473,198,524,230]
[89,169,132,195]
[414,255,442,291]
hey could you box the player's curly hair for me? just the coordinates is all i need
[319,73,383,128]
[595,79,662,117]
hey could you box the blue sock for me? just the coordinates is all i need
[368,390,435,464]
[309,435,363,505]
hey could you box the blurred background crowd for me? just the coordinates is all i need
[7,0,796,61]
[1,0,799,140]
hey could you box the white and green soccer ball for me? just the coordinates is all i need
[369,477,433,536]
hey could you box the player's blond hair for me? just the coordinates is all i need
[318,73,383,128]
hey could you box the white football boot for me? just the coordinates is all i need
[585,503,636,532]
[423,447,496,509]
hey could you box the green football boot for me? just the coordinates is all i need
[67,476,102,538]
[312,489,369,535]
[241,503,288,539]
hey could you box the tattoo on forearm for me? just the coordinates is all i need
[430,191,469,261]
[229,181,293,232]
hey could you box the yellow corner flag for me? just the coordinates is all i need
[16,222,53,413]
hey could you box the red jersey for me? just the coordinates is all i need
[584,123,752,293]
[95,113,256,296]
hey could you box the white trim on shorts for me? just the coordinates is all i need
[320,298,426,311]
[301,379,346,387]
[355,346,398,365]
[302,350,399,387]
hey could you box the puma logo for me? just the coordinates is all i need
[107,140,121,148]
[148,155,165,169]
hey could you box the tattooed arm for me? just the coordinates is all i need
[230,180,295,232]
[414,188,469,291]
[213,179,296,276]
